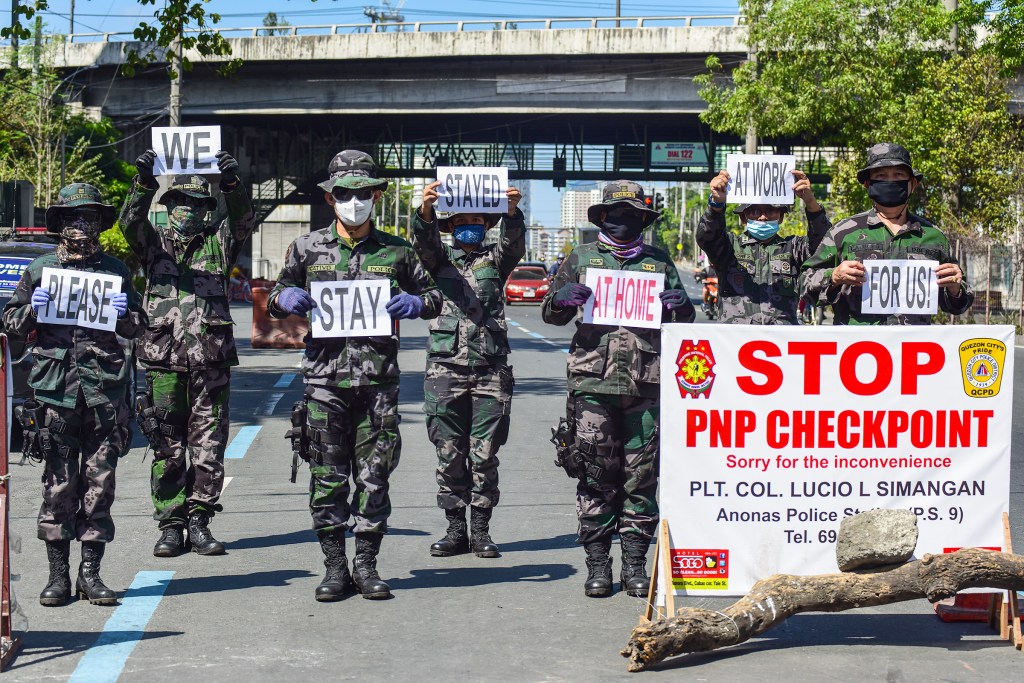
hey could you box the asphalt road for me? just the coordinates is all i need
[5,271,1024,682]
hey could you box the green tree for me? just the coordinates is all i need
[261,12,293,36]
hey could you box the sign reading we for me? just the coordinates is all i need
[151,126,222,175]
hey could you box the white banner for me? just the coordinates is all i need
[861,259,940,315]
[582,269,664,329]
[725,154,796,205]
[151,125,222,175]
[659,324,1014,596]
[309,280,391,338]
[651,142,708,168]
[37,267,123,331]
[435,167,508,214]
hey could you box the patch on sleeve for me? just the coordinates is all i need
[641,263,657,272]
[366,265,397,275]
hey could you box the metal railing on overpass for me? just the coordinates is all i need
[60,15,744,43]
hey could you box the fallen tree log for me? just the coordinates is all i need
[621,548,1024,672]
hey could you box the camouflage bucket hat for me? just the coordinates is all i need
[45,183,116,234]
[732,203,791,216]
[586,180,660,228]
[856,143,923,183]
[317,149,389,192]
[437,212,501,233]
[158,174,218,210]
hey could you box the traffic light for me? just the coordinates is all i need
[654,193,665,212]
[644,196,653,209]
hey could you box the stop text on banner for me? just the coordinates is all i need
[37,266,123,332]
[151,126,222,175]
[582,269,664,329]
[309,280,391,338]
[725,154,796,205]
[860,259,939,315]
[435,167,508,214]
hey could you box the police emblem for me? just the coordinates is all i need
[675,339,717,398]
[959,338,1006,398]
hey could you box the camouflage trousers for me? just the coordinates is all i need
[572,391,659,545]
[305,382,401,536]
[37,395,130,542]
[148,368,230,527]
[424,361,513,511]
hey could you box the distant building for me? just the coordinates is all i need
[560,187,601,230]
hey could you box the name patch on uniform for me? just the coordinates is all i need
[308,264,336,273]
[642,263,657,272]
[366,265,396,275]
[590,258,604,266]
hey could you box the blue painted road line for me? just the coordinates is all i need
[274,372,297,388]
[68,570,175,683]
[507,320,520,327]
[528,331,544,339]
[225,425,262,459]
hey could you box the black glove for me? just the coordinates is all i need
[136,149,157,184]
[659,289,690,310]
[553,283,593,308]
[216,150,239,176]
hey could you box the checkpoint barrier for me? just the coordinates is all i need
[1,334,21,670]
[251,287,307,349]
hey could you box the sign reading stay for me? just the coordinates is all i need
[860,259,940,315]
[435,166,508,214]
[582,269,664,329]
[725,153,796,205]
[151,125,222,175]
[37,267,123,332]
[309,280,391,338]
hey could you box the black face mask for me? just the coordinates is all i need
[868,179,911,208]
[601,214,646,242]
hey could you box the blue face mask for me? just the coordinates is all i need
[453,224,486,245]
[746,219,780,241]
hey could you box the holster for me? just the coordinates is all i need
[134,390,186,457]
[551,394,586,480]
[15,399,73,462]
[285,400,309,483]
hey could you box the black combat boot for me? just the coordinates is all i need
[315,530,353,602]
[469,506,500,558]
[429,508,469,557]
[620,534,652,598]
[39,539,72,606]
[352,533,391,599]
[583,538,613,597]
[77,541,117,605]
[188,510,226,556]
[153,525,186,558]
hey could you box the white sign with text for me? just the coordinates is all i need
[435,166,508,214]
[37,267,123,331]
[309,280,391,338]
[151,125,222,175]
[860,259,940,315]
[725,153,796,205]
[582,269,664,329]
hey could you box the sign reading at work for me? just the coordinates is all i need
[151,126,222,175]
[725,154,796,205]
[37,266,123,331]
[582,269,665,329]
[860,259,939,315]
[435,167,508,214]
[309,280,392,338]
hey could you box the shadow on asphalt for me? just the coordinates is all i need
[229,526,429,552]
[388,562,577,590]
[164,569,316,595]
[8,630,183,670]
[500,533,577,553]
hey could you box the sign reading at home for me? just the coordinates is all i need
[582,269,665,329]
[37,267,122,331]
[435,166,508,214]
[151,125,222,175]
[725,154,796,205]
[860,259,940,315]
[309,280,391,338]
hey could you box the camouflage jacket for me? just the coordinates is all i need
[802,208,974,325]
[1,252,146,408]
[119,179,255,371]
[541,241,693,398]
[411,210,526,367]
[696,206,831,324]
[268,222,442,387]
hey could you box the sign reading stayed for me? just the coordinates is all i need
[435,167,508,214]
[309,280,391,338]
[37,266,123,331]
[725,153,796,205]
[582,269,664,329]
[861,259,940,315]
[151,126,222,175]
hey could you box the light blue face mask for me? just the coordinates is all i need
[746,219,780,241]
[453,224,486,245]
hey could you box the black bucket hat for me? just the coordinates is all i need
[45,183,116,234]
[158,174,218,211]
[586,180,660,229]
[437,212,501,233]
[732,203,791,217]
[857,143,923,184]
[318,150,389,193]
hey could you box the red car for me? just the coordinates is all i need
[505,266,551,304]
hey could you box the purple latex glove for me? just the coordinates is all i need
[659,289,691,310]
[553,283,593,308]
[385,293,424,320]
[31,287,51,314]
[277,287,316,316]
[112,292,129,318]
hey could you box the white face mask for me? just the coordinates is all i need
[334,195,374,227]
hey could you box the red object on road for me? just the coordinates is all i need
[505,266,550,304]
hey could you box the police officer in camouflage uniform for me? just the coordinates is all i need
[2,184,146,606]
[697,168,829,324]
[119,149,254,557]
[542,181,695,598]
[412,180,525,559]
[268,150,442,602]
[802,143,973,323]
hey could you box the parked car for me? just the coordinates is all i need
[505,265,551,304]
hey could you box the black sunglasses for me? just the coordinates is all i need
[332,188,375,201]
[607,207,644,220]
[61,208,102,223]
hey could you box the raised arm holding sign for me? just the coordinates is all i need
[151,126,222,175]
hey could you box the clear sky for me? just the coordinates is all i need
[7,0,744,226]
